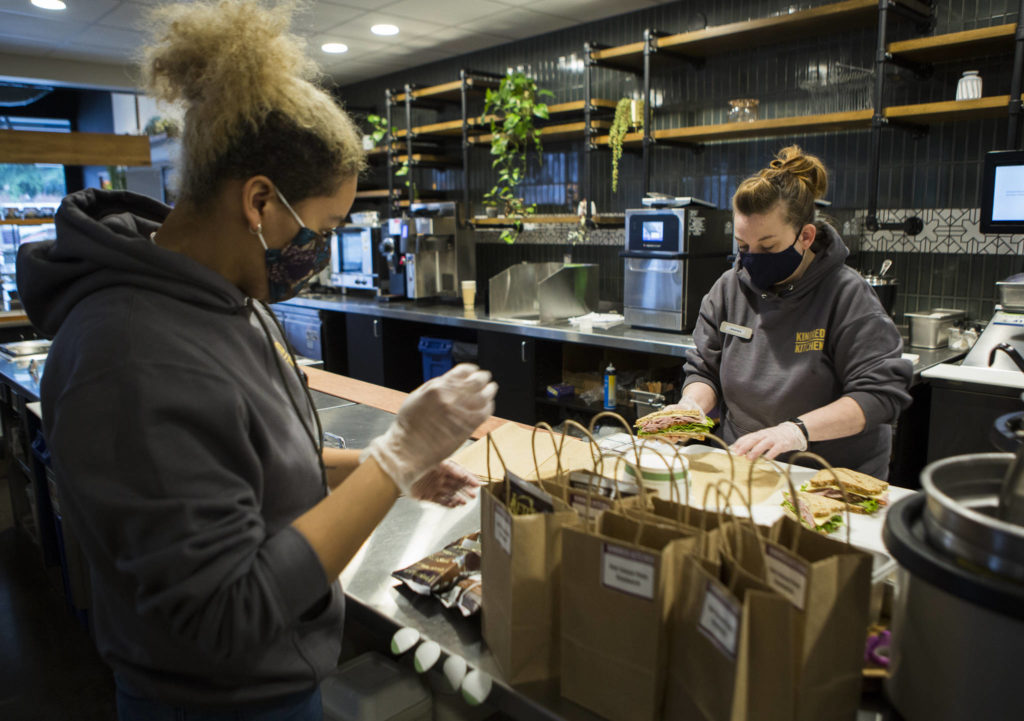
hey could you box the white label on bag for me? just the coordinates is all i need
[698,581,741,659]
[493,504,512,556]
[601,544,656,600]
[764,544,810,610]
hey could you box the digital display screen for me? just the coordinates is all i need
[642,221,664,243]
[981,150,1024,234]
[992,165,1024,221]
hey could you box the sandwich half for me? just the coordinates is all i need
[782,491,844,534]
[803,468,889,515]
[634,402,714,442]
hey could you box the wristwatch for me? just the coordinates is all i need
[788,417,809,441]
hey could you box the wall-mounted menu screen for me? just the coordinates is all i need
[981,149,1024,234]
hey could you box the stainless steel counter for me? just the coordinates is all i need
[282,293,967,381]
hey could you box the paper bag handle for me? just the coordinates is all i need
[483,433,512,508]
[588,410,643,471]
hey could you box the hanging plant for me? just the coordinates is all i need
[609,97,643,193]
[483,72,553,244]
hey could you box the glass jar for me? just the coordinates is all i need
[727,98,759,123]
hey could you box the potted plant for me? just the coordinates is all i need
[609,97,643,193]
[482,72,553,243]
[365,113,389,150]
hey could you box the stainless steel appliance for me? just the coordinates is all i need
[884,453,1024,721]
[331,225,381,292]
[403,202,473,301]
[488,262,598,322]
[622,199,733,332]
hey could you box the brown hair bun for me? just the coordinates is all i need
[733,145,828,230]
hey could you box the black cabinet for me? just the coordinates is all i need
[926,379,1021,463]
[478,331,561,425]
[346,315,388,386]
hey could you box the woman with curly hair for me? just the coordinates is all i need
[670,145,912,479]
[17,2,495,718]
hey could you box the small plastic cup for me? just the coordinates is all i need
[460,280,476,309]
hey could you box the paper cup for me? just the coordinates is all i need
[460,280,476,309]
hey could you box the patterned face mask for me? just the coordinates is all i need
[253,186,333,302]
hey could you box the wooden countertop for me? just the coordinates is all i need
[304,366,513,439]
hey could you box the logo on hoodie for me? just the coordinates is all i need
[794,328,825,354]
[274,340,296,368]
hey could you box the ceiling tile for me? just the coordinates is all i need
[322,0,406,10]
[71,25,146,53]
[92,3,149,31]
[384,0,510,25]
[460,7,577,40]
[0,0,119,24]
[292,3,366,34]
[0,10,81,42]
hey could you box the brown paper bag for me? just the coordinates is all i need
[560,495,704,721]
[765,452,875,721]
[664,530,799,721]
[479,434,581,685]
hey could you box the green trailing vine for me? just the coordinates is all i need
[609,98,643,193]
[483,72,553,244]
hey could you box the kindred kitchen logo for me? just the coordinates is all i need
[794,328,825,353]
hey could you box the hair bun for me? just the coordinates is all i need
[763,145,827,199]
[142,0,314,109]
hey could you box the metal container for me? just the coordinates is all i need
[905,308,965,349]
[884,456,1024,721]
[863,275,897,316]
[630,389,665,417]
[996,280,1024,310]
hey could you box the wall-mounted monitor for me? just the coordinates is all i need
[980,149,1024,234]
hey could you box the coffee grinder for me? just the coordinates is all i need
[379,217,409,299]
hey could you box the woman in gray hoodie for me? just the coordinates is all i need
[17,2,495,719]
[679,146,912,479]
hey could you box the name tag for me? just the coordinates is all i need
[720,321,753,340]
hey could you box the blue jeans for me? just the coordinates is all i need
[115,679,322,721]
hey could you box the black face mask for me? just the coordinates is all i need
[738,234,803,291]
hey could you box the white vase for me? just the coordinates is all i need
[955,70,982,101]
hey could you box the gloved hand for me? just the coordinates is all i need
[730,421,808,461]
[659,394,703,414]
[366,364,497,495]
[410,459,482,507]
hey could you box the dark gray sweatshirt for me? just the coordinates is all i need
[683,223,912,479]
[17,189,341,706]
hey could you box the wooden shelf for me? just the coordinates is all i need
[472,214,624,227]
[0,218,54,226]
[394,153,461,167]
[888,23,1016,63]
[354,189,393,199]
[393,76,500,103]
[392,100,617,140]
[884,95,1010,123]
[0,129,151,166]
[595,109,873,146]
[591,0,930,67]
[470,120,611,145]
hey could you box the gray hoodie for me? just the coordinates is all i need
[683,223,912,479]
[17,189,341,706]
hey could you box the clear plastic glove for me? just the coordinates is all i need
[367,364,497,495]
[411,459,482,508]
[730,421,807,461]
[660,394,703,414]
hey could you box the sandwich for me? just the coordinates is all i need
[782,491,844,535]
[802,468,889,515]
[634,402,715,442]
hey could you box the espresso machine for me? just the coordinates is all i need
[402,202,473,301]
[623,197,733,332]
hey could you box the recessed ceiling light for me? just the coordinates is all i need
[31,0,67,10]
[371,24,399,36]
[321,43,349,54]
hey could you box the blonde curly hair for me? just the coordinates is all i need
[733,145,828,230]
[140,0,365,205]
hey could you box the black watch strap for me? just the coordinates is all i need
[788,417,809,441]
